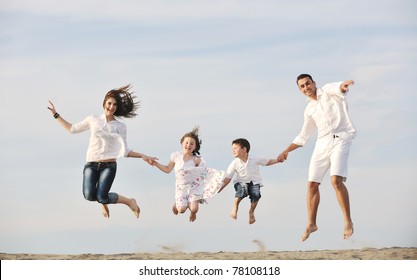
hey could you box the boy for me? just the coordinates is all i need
[219,138,280,224]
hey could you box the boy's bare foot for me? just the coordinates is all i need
[189,212,197,222]
[102,204,110,218]
[129,198,140,218]
[230,207,238,220]
[344,222,354,239]
[301,224,318,241]
[172,204,179,215]
[249,212,256,224]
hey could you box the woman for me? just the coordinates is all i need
[48,85,157,219]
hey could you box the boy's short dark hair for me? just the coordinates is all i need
[232,138,250,153]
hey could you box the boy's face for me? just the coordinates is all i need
[232,143,247,158]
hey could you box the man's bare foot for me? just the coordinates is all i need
[249,212,256,224]
[344,222,354,239]
[189,212,197,222]
[172,204,179,215]
[102,204,110,218]
[301,224,318,242]
[129,198,140,218]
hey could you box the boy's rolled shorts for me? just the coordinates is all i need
[234,182,261,203]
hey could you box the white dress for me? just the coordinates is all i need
[171,151,224,207]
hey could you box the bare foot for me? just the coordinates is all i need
[344,222,354,239]
[230,207,238,220]
[129,198,140,218]
[101,204,110,218]
[172,204,179,215]
[301,224,318,242]
[189,212,197,222]
[249,212,256,224]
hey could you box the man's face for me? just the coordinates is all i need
[297,77,317,98]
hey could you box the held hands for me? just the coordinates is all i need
[143,156,159,166]
[340,80,354,93]
[277,150,288,163]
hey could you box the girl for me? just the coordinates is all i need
[152,127,224,222]
[47,85,157,219]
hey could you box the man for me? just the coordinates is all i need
[278,74,356,241]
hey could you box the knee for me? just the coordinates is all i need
[83,192,97,202]
[96,194,109,204]
[331,176,345,189]
[308,182,320,192]
[250,192,261,203]
[178,207,187,214]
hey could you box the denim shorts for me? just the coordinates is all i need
[234,182,261,203]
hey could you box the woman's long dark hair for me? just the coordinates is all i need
[103,84,139,118]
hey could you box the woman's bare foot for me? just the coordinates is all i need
[101,204,110,218]
[172,204,179,215]
[301,224,318,241]
[344,222,354,239]
[249,211,256,224]
[189,212,197,222]
[129,198,140,218]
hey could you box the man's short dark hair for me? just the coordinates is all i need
[296,74,314,84]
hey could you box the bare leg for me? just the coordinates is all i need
[231,197,243,220]
[301,181,320,242]
[101,204,110,218]
[189,201,199,222]
[249,201,258,224]
[331,175,354,239]
[117,195,140,218]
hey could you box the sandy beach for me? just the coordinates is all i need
[1,247,416,260]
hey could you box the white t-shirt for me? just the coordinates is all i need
[225,156,269,186]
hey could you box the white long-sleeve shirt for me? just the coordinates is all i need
[293,82,357,146]
[70,114,132,162]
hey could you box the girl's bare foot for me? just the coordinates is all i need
[129,198,140,218]
[172,204,179,215]
[344,222,354,239]
[189,212,197,222]
[301,224,318,241]
[102,204,110,218]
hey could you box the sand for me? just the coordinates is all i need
[1,247,416,260]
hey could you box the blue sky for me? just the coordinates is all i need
[0,0,416,254]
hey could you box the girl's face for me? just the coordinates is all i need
[182,136,196,155]
[104,97,117,119]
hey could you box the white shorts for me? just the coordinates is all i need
[308,136,351,183]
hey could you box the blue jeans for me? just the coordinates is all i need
[83,162,118,204]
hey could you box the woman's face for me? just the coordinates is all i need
[104,97,117,118]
